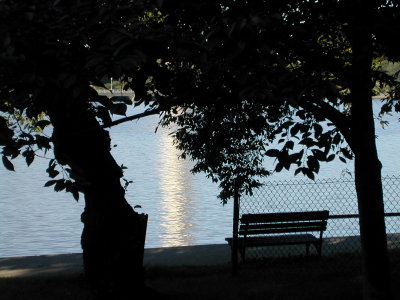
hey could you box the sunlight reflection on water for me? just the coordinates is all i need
[158,131,196,247]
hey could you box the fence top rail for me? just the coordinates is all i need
[251,174,400,187]
[329,213,400,219]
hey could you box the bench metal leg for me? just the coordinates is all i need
[306,243,310,256]
[240,245,246,262]
[315,242,322,256]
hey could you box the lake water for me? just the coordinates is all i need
[1,100,400,257]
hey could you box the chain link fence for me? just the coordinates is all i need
[234,175,400,271]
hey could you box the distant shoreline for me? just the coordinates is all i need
[93,88,388,100]
[95,89,135,96]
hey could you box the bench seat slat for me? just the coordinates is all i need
[225,234,318,246]
[242,234,318,246]
[239,226,325,235]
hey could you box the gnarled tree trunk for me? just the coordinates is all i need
[47,91,146,296]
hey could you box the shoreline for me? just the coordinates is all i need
[0,244,231,278]
[1,234,400,278]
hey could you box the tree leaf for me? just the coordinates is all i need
[332,133,341,145]
[23,150,35,166]
[110,103,127,116]
[275,162,284,172]
[48,169,59,178]
[299,137,314,147]
[25,153,35,166]
[54,180,66,192]
[305,169,315,180]
[72,190,79,201]
[307,156,320,172]
[0,117,14,145]
[2,155,15,171]
[2,146,20,158]
[284,140,294,150]
[265,149,280,157]
[341,148,353,160]
[44,180,57,187]
[312,149,326,161]
[313,123,323,138]
[326,154,335,162]
[290,125,300,137]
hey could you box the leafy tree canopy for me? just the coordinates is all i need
[147,0,400,200]
[2,1,399,201]
[0,0,399,202]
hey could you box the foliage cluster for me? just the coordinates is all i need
[0,0,155,198]
[153,0,400,200]
[1,1,400,202]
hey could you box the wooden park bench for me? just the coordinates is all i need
[226,210,329,261]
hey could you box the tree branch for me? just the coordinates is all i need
[299,99,354,149]
[102,108,162,128]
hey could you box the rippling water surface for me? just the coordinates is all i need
[1,101,399,257]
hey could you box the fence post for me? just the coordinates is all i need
[232,178,240,275]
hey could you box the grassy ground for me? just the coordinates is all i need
[1,252,399,300]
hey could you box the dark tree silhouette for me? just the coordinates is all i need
[1,1,399,299]
[0,1,156,295]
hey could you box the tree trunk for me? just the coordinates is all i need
[47,91,146,297]
[349,3,393,298]
[351,83,393,300]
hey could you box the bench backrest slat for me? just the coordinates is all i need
[240,211,329,224]
[239,210,329,237]
[240,221,327,230]
[240,221,327,232]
